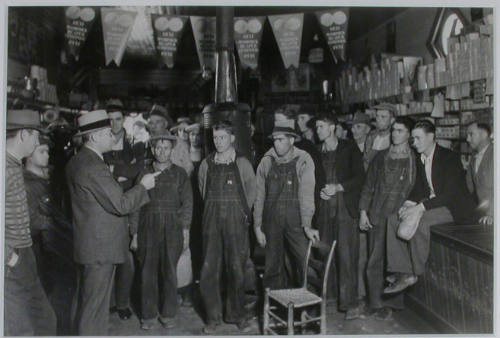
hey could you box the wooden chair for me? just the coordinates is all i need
[263,239,337,335]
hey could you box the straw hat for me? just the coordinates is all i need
[75,110,111,137]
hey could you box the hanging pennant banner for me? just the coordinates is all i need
[151,14,188,68]
[315,8,349,63]
[64,6,96,61]
[101,7,137,66]
[268,13,304,69]
[233,16,265,70]
[190,16,216,72]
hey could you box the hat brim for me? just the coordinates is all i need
[269,131,299,139]
[74,126,110,138]
[150,134,177,142]
[6,124,47,134]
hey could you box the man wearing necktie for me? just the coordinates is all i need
[384,120,476,294]
[465,122,493,225]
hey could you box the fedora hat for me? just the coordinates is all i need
[75,110,111,137]
[185,123,201,133]
[106,98,124,111]
[269,120,299,139]
[150,131,177,142]
[6,109,44,132]
[149,104,174,126]
[371,102,398,115]
[351,112,372,126]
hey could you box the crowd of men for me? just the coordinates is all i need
[4,101,493,335]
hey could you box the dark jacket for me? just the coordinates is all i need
[103,132,146,191]
[466,143,493,219]
[408,145,476,224]
[325,139,365,219]
[66,147,150,264]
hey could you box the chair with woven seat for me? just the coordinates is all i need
[263,239,337,335]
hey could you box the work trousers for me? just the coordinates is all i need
[386,206,453,276]
[366,223,404,310]
[138,221,183,320]
[263,222,309,290]
[200,217,249,324]
[4,247,57,336]
[336,211,359,311]
[72,263,115,336]
[112,250,134,310]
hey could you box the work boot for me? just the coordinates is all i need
[384,274,418,294]
[140,318,158,330]
[202,321,220,334]
[345,303,363,320]
[159,316,176,329]
[374,307,393,321]
[236,319,253,333]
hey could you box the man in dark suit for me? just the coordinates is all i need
[66,110,159,335]
[314,112,365,319]
[385,120,476,294]
[465,122,493,225]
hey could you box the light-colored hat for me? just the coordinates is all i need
[170,121,191,133]
[150,131,177,142]
[350,112,372,126]
[371,102,398,115]
[185,123,201,133]
[270,119,299,138]
[6,109,44,132]
[75,110,111,137]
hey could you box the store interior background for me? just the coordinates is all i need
[3,5,495,336]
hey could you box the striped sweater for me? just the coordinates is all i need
[5,152,32,255]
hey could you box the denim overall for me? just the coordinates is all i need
[199,157,249,325]
[137,165,184,320]
[262,156,309,290]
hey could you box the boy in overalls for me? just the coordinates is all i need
[132,132,193,330]
[198,121,256,334]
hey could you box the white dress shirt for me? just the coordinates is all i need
[421,143,436,198]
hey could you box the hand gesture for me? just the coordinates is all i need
[140,172,162,190]
[304,227,320,243]
[254,227,267,247]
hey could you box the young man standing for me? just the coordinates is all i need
[104,100,145,320]
[5,109,57,336]
[254,120,319,291]
[465,122,493,225]
[198,121,256,334]
[314,112,365,320]
[363,103,396,170]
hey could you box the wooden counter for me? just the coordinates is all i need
[405,224,494,333]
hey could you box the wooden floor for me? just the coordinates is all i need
[107,294,437,336]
